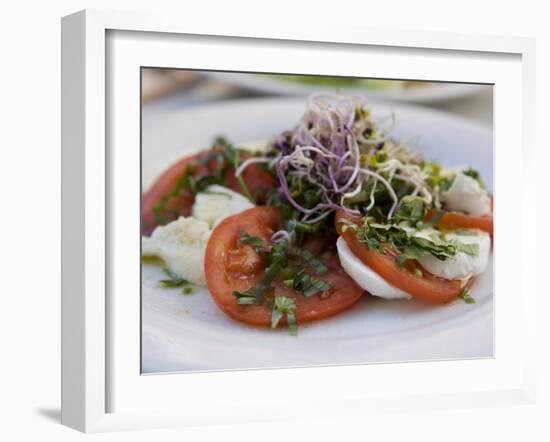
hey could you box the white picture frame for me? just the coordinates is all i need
[61,9,537,433]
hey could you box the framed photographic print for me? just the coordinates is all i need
[61,9,537,432]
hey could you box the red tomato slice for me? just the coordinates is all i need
[142,150,275,236]
[225,164,274,203]
[335,211,471,304]
[205,207,364,327]
[426,209,493,237]
[141,153,208,236]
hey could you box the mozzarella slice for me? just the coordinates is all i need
[336,237,412,300]
[142,217,211,285]
[417,229,491,280]
[143,185,255,285]
[441,172,491,216]
[192,185,254,228]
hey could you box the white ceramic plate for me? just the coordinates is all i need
[142,97,494,374]
[203,72,488,104]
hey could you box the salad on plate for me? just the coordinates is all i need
[142,93,493,335]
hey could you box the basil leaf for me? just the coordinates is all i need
[238,230,268,252]
[394,196,427,225]
[460,288,476,304]
[288,269,331,297]
[158,268,190,288]
[233,292,257,305]
[295,248,328,275]
[271,296,298,336]
[182,286,195,295]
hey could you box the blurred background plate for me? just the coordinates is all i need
[201,71,488,103]
[142,97,494,374]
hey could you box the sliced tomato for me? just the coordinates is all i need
[225,164,274,203]
[335,211,470,304]
[205,207,364,327]
[142,150,275,236]
[426,209,493,237]
[141,152,208,236]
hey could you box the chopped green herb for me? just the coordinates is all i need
[295,248,328,275]
[149,138,258,227]
[232,292,257,305]
[460,287,475,304]
[238,230,268,252]
[232,240,289,304]
[394,196,428,225]
[355,216,473,267]
[283,278,295,289]
[271,296,298,336]
[158,268,190,288]
[302,277,331,297]
[182,286,195,295]
[463,167,486,189]
[286,268,331,297]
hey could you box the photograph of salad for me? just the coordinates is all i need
[141,92,493,337]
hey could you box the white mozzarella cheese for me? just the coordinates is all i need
[142,185,255,286]
[441,172,491,216]
[142,216,211,285]
[416,229,491,280]
[192,185,254,228]
[336,237,412,300]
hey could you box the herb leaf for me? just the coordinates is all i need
[232,292,257,305]
[460,287,475,304]
[232,241,288,304]
[271,296,298,336]
[463,167,486,189]
[158,268,190,288]
[302,278,331,297]
[284,268,331,297]
[182,286,195,295]
[237,230,268,253]
[394,196,427,225]
[295,248,328,275]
